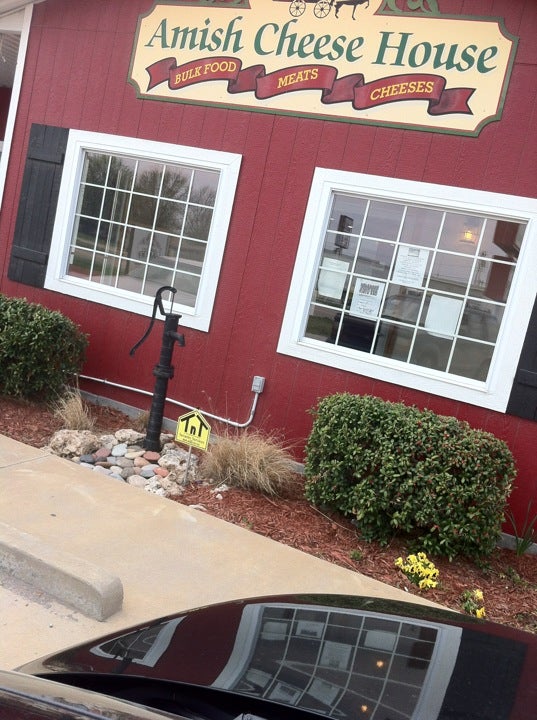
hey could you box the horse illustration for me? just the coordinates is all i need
[333,0,370,19]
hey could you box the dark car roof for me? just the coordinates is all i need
[0,668,180,719]
[17,594,537,720]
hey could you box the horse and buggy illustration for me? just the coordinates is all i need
[276,0,369,20]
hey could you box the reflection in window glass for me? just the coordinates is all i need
[439,213,483,254]
[382,290,422,324]
[221,603,458,720]
[480,219,523,261]
[356,239,394,280]
[450,339,494,381]
[469,259,514,303]
[364,201,404,241]
[429,253,474,294]
[411,330,452,373]
[133,160,164,194]
[68,151,219,308]
[328,196,367,236]
[375,323,414,362]
[303,191,525,383]
[162,166,192,200]
[400,206,442,248]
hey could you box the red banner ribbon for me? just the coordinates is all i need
[146,57,474,116]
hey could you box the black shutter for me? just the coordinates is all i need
[507,295,537,421]
[8,124,69,287]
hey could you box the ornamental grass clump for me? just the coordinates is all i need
[395,552,439,591]
[199,429,298,496]
[304,393,516,561]
[52,387,95,431]
[461,589,486,619]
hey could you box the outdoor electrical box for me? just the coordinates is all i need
[252,376,265,393]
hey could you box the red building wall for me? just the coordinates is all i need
[0,0,535,522]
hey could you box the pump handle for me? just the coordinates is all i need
[129,286,177,356]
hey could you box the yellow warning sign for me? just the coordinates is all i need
[175,410,211,451]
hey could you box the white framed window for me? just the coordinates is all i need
[45,130,241,331]
[0,5,33,207]
[278,169,537,412]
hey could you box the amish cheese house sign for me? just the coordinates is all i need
[129,0,517,136]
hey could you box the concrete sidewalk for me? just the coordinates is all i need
[0,435,436,670]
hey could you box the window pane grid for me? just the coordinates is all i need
[305,193,522,382]
[68,151,218,307]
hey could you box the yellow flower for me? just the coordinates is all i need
[395,552,439,592]
[476,607,486,619]
[474,589,484,601]
[418,577,438,590]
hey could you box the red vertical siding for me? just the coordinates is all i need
[0,0,535,526]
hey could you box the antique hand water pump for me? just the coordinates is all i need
[130,286,184,451]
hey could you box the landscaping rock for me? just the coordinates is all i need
[46,428,199,498]
[47,430,100,457]
[114,429,145,444]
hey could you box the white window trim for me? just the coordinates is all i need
[278,168,537,412]
[0,4,33,207]
[45,130,241,332]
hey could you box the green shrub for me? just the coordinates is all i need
[0,294,88,400]
[304,393,516,561]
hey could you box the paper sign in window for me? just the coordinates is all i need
[318,258,348,299]
[425,295,463,338]
[350,278,385,318]
[392,247,430,288]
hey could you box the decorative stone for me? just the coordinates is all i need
[144,479,166,496]
[211,483,230,493]
[143,451,161,463]
[47,430,100,457]
[111,443,128,457]
[46,428,200,487]
[140,464,159,478]
[113,456,134,468]
[156,475,183,496]
[126,475,147,488]
[157,450,186,469]
[134,457,150,468]
[79,454,96,464]
[115,429,145,444]
[98,434,117,449]
[93,465,112,475]
[125,450,145,459]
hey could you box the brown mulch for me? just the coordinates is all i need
[1,395,535,634]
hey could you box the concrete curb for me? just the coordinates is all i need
[0,521,123,620]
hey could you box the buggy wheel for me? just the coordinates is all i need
[289,0,306,16]
[314,0,332,17]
